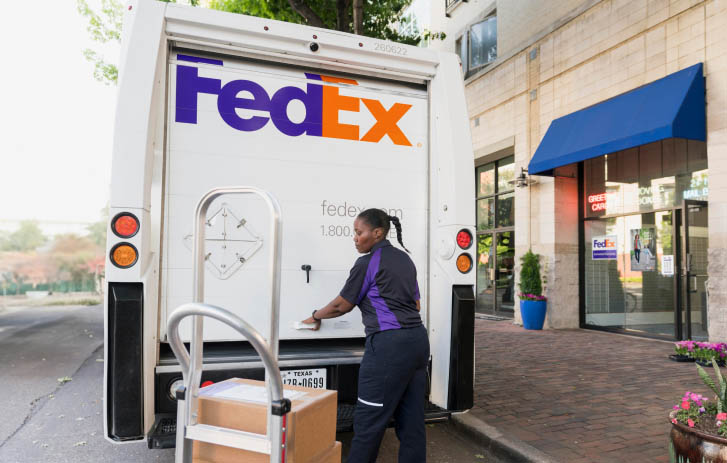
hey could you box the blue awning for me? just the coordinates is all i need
[528,63,705,176]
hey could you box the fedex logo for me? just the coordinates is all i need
[174,54,413,146]
[592,235,617,260]
[592,239,615,249]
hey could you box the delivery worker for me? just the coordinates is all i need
[301,208,429,463]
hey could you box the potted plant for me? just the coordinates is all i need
[669,341,696,362]
[669,360,727,462]
[668,341,727,366]
[518,250,547,330]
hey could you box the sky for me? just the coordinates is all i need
[0,0,119,226]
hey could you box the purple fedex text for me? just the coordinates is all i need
[175,60,322,136]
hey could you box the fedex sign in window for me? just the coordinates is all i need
[592,235,617,260]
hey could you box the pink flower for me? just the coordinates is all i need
[681,401,691,410]
[671,418,678,424]
[673,405,680,410]
[688,419,695,427]
[717,413,727,421]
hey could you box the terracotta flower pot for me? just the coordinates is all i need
[669,411,727,462]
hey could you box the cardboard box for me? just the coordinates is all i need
[192,378,337,463]
[310,440,342,463]
[194,441,341,463]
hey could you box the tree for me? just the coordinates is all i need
[77,0,123,85]
[0,221,48,252]
[86,205,110,247]
[210,0,444,44]
[86,220,108,247]
[0,252,33,294]
[79,0,443,84]
[77,0,198,85]
[47,234,104,290]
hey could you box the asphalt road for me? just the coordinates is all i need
[0,303,497,463]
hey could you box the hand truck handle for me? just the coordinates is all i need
[167,303,287,463]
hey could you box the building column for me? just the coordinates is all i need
[706,0,727,341]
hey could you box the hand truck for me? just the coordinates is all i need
[167,186,288,463]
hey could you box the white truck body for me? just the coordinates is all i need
[105,0,475,444]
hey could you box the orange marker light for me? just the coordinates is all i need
[112,213,139,238]
[456,254,473,273]
[111,243,138,268]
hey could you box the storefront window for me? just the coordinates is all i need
[496,192,514,227]
[583,138,708,339]
[585,140,707,218]
[584,212,675,337]
[477,197,494,230]
[477,163,495,196]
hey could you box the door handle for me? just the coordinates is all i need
[689,275,698,293]
[301,265,312,283]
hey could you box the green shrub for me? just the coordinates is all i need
[519,250,545,300]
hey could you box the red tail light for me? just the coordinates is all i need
[456,229,472,249]
[112,213,139,238]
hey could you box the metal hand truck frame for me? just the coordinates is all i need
[167,186,288,463]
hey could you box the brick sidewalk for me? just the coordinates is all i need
[470,319,709,462]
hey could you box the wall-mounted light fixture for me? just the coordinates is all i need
[509,167,537,188]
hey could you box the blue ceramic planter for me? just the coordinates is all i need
[520,300,547,330]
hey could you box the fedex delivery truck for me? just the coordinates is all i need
[105,0,476,447]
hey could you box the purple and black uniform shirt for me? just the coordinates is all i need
[339,240,422,336]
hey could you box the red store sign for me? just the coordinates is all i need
[588,193,609,212]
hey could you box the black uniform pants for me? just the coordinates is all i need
[348,326,430,463]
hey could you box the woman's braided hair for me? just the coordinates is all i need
[357,208,410,253]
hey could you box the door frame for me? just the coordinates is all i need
[475,228,515,316]
[678,199,709,340]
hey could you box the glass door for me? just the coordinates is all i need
[495,231,515,313]
[475,156,515,317]
[476,233,495,314]
[681,200,708,340]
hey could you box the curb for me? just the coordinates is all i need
[451,412,560,463]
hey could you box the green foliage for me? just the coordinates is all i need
[210,0,309,25]
[77,0,196,85]
[696,359,727,414]
[77,0,123,85]
[0,221,48,252]
[210,0,443,44]
[77,0,123,43]
[518,250,543,297]
[85,220,108,247]
[82,49,119,84]
[86,206,109,247]
[49,234,100,285]
[80,0,446,84]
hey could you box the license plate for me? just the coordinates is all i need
[281,368,327,389]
